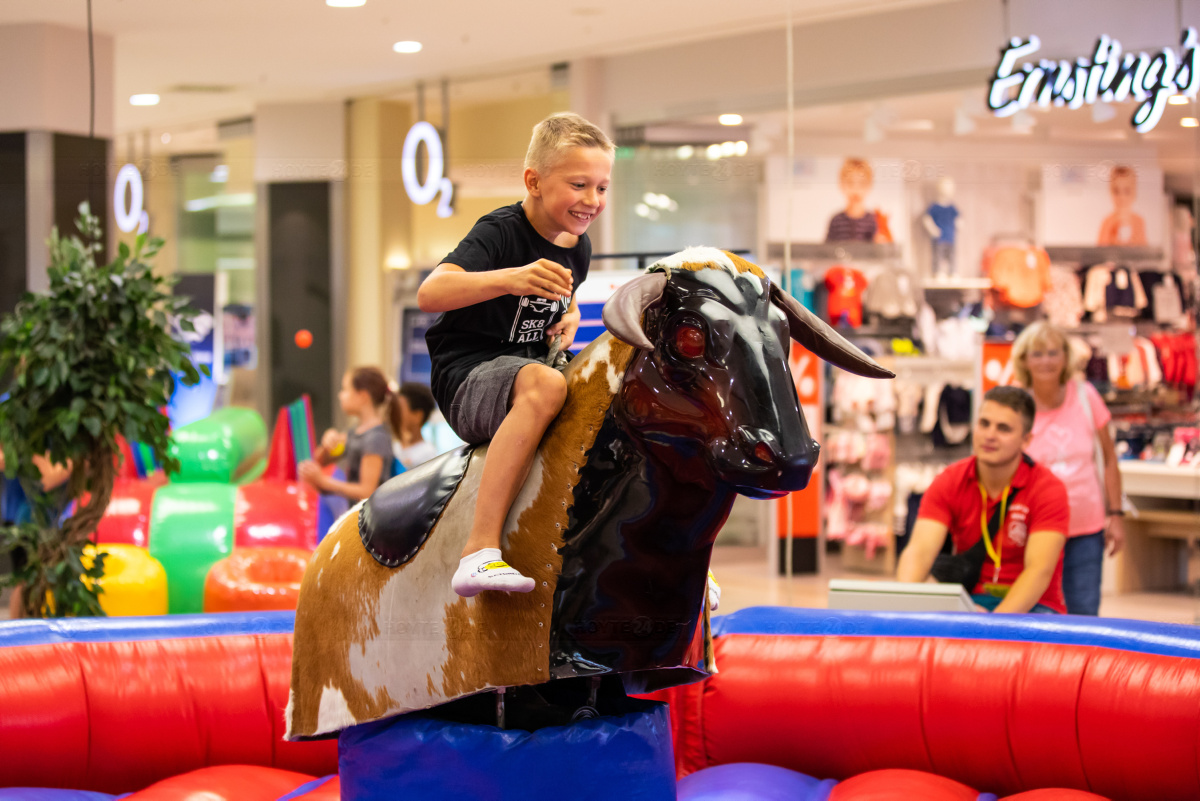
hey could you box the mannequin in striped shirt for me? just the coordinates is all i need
[825,158,886,244]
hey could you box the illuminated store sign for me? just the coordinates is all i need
[402,121,454,218]
[988,28,1200,133]
[113,164,149,233]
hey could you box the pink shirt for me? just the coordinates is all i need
[1025,380,1111,537]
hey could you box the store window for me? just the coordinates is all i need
[172,153,258,422]
[611,144,759,260]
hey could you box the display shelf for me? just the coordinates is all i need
[922,276,993,291]
[766,242,900,262]
[1044,245,1164,264]
[1119,461,1200,500]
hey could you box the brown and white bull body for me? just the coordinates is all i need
[286,248,890,740]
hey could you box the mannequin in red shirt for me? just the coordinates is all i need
[897,386,1069,613]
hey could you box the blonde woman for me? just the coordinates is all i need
[1012,321,1126,615]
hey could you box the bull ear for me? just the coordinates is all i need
[769,283,894,379]
[602,272,668,350]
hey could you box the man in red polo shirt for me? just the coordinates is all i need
[897,386,1069,613]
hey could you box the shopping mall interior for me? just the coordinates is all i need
[4,1,1200,799]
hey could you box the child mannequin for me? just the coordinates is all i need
[826,158,887,243]
[923,177,961,278]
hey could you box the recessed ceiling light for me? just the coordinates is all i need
[161,133,171,144]
[718,114,743,126]
[327,0,366,6]
[130,94,159,106]
[1182,117,1199,127]
[393,41,422,54]
[1169,94,1190,105]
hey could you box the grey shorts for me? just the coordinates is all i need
[446,355,545,444]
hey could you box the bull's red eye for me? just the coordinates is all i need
[674,325,705,359]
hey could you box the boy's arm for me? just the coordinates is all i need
[417,260,573,314]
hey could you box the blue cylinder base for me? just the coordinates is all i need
[338,698,676,801]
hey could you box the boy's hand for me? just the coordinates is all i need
[507,259,573,301]
[546,308,581,350]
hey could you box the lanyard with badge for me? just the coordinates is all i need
[978,483,1012,597]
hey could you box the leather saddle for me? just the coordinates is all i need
[359,445,475,568]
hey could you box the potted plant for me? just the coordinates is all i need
[0,203,204,617]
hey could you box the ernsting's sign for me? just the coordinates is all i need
[988,29,1200,133]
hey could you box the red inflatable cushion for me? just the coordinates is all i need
[1000,791,1114,800]
[829,769,978,800]
[665,632,1200,800]
[122,765,316,800]
[0,631,337,793]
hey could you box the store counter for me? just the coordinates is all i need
[1113,461,1200,593]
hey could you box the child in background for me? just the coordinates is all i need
[1097,165,1148,246]
[300,366,396,502]
[393,382,437,470]
[826,158,887,244]
[419,112,613,597]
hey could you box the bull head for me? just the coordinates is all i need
[602,256,892,497]
[603,270,892,380]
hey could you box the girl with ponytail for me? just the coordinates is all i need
[299,366,397,502]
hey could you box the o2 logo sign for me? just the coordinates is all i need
[402,121,454,218]
[113,164,150,234]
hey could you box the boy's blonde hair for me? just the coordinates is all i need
[840,157,873,183]
[524,112,615,174]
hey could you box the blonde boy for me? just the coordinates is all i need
[418,112,614,597]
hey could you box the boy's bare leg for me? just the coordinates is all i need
[453,364,567,596]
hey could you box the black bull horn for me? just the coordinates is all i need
[602,271,894,380]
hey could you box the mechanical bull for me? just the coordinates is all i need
[286,247,891,740]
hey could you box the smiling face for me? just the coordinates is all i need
[525,145,612,241]
[1023,334,1068,387]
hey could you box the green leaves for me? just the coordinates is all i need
[0,201,205,617]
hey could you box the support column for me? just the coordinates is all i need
[254,101,346,432]
[346,98,414,386]
[0,23,113,309]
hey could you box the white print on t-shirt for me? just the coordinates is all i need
[1006,503,1030,547]
[509,296,561,344]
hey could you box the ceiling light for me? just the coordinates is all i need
[130,94,160,106]
[160,133,171,144]
[892,119,935,131]
[393,41,422,54]
[706,144,721,160]
[1183,117,1199,127]
[734,140,749,156]
[720,141,737,157]
[718,114,743,126]
[675,145,694,159]
[326,0,365,5]
[1170,95,1190,105]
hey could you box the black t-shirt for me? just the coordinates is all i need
[425,202,591,411]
